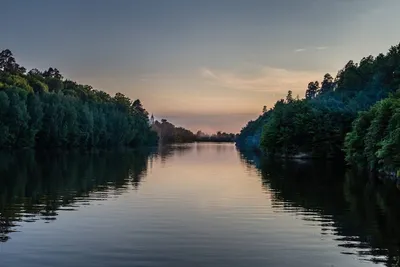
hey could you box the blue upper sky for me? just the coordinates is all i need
[3,0,400,132]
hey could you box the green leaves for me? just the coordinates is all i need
[239,41,400,165]
[345,94,400,172]
[0,49,158,149]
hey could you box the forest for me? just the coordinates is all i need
[0,48,236,149]
[151,119,236,143]
[195,130,237,142]
[0,49,158,149]
[236,42,400,175]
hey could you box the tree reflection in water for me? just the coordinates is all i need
[238,149,400,267]
[0,149,154,242]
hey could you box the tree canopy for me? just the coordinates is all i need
[0,49,158,149]
[237,42,400,171]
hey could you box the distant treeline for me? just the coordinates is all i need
[152,119,196,143]
[237,42,400,175]
[0,49,158,149]
[195,130,237,142]
[151,119,236,143]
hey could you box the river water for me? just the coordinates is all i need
[1,143,400,267]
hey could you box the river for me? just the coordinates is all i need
[1,143,400,267]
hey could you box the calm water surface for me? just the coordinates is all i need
[1,143,400,267]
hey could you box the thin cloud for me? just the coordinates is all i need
[200,66,324,93]
[201,68,218,79]
[294,48,306,53]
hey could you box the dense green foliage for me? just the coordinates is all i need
[259,95,354,158]
[344,92,400,173]
[0,49,158,149]
[237,43,400,163]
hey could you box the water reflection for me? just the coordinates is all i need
[0,149,155,242]
[2,144,400,267]
[156,143,194,163]
[239,149,400,267]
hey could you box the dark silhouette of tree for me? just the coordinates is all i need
[132,99,148,117]
[152,119,195,143]
[286,90,293,103]
[319,73,334,95]
[305,81,319,100]
[0,49,26,74]
[42,67,63,80]
[262,105,267,114]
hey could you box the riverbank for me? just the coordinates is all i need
[236,43,400,177]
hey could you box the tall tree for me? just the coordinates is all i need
[319,73,334,95]
[286,90,294,103]
[305,81,319,100]
[0,49,26,74]
[262,105,267,114]
[43,67,63,80]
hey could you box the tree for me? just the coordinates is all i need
[43,67,63,80]
[29,78,49,94]
[305,81,319,100]
[28,68,42,76]
[114,93,132,112]
[0,91,10,146]
[262,105,267,113]
[319,73,334,95]
[132,99,148,116]
[0,49,26,74]
[345,92,400,172]
[93,90,111,102]
[239,41,400,162]
[286,90,293,103]
[0,49,158,149]
[46,77,64,92]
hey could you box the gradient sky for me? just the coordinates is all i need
[3,0,400,133]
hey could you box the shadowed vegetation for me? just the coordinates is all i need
[151,119,237,143]
[0,49,158,149]
[237,42,400,173]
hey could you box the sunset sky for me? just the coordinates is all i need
[3,0,400,133]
